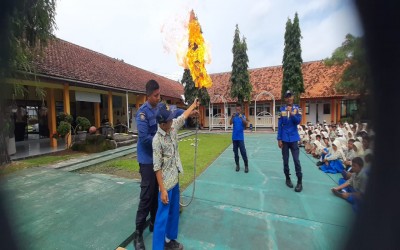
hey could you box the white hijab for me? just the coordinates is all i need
[353,141,365,157]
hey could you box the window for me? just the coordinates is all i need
[249,107,254,116]
[323,103,330,114]
[341,100,358,117]
[305,103,310,115]
[227,104,236,116]
[253,103,271,115]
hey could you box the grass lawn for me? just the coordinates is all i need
[0,150,86,176]
[76,133,232,190]
[178,133,231,190]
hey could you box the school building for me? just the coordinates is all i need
[5,38,184,149]
[6,37,358,155]
[204,61,357,131]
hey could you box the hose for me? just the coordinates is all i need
[180,107,199,207]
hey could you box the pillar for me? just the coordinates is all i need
[47,88,57,147]
[94,103,100,128]
[108,91,113,126]
[126,92,129,129]
[336,99,341,123]
[331,99,336,124]
[244,102,249,128]
[300,100,307,125]
[63,84,71,146]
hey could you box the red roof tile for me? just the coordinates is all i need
[209,60,349,103]
[33,38,183,99]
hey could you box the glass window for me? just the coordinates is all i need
[341,100,358,117]
[305,103,310,115]
[323,103,330,114]
[249,107,254,116]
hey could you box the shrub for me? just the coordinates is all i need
[56,121,71,137]
[76,116,91,131]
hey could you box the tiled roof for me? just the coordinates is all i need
[209,60,349,103]
[33,38,184,99]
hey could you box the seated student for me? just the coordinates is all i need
[361,153,373,177]
[305,133,316,154]
[319,139,345,174]
[311,134,323,157]
[347,130,355,140]
[343,139,357,170]
[312,140,325,159]
[353,141,364,158]
[298,125,306,147]
[331,157,368,212]
[316,135,331,166]
[329,125,337,139]
[300,126,309,147]
[341,140,365,180]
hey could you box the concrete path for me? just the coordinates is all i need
[2,133,353,250]
[128,133,353,250]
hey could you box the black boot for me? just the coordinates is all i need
[284,173,293,188]
[295,176,303,192]
[133,230,145,250]
[235,164,240,172]
[244,160,249,173]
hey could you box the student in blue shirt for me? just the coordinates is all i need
[229,103,249,173]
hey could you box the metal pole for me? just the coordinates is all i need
[126,92,129,130]
[254,98,257,132]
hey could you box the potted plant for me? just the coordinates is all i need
[54,112,73,148]
[6,115,16,155]
[73,116,91,142]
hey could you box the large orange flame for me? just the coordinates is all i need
[185,10,212,89]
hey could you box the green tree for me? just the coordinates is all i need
[282,13,304,103]
[182,69,210,106]
[0,0,57,165]
[324,34,370,122]
[230,24,252,105]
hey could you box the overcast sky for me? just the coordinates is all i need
[54,0,363,81]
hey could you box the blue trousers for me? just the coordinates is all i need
[152,184,180,250]
[282,141,302,178]
[233,140,248,166]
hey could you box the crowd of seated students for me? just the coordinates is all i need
[298,121,374,213]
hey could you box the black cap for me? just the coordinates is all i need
[156,103,176,123]
[284,90,293,98]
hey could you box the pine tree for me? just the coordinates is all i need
[230,25,252,105]
[182,69,210,106]
[282,12,304,103]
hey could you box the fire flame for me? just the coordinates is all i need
[184,10,212,89]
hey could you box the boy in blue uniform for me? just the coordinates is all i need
[277,90,303,192]
[133,80,185,250]
[229,103,249,173]
[152,99,199,250]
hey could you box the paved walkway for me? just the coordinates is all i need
[128,133,353,249]
[2,133,353,249]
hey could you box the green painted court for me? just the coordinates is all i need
[128,133,354,250]
[1,133,354,249]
